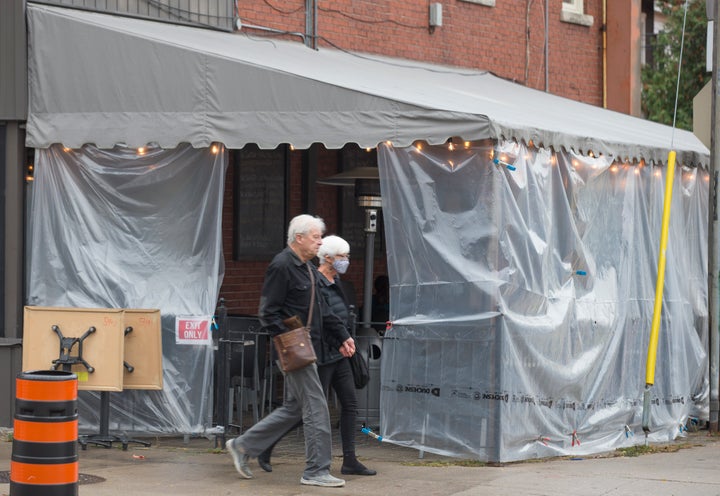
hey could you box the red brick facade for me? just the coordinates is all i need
[221,0,603,316]
[237,0,603,101]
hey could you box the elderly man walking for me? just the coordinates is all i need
[226,214,355,488]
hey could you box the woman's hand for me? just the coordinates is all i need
[339,337,356,357]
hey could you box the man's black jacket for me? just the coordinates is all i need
[258,247,351,363]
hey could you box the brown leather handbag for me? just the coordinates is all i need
[273,264,318,372]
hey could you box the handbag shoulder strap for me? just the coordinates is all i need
[306,262,316,327]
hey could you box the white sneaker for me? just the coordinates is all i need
[226,438,253,479]
[300,473,346,487]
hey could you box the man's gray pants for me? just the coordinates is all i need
[234,362,333,478]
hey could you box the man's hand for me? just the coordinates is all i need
[339,337,356,357]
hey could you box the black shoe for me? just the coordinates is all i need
[257,453,272,473]
[341,463,377,476]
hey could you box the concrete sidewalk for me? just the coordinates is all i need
[2,429,720,495]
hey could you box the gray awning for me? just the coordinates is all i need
[26,3,709,166]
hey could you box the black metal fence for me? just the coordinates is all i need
[33,0,235,31]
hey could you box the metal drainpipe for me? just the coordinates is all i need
[708,2,720,432]
[305,0,317,49]
[314,0,318,49]
[602,0,607,108]
[544,0,549,91]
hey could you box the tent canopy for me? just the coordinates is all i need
[26,3,709,166]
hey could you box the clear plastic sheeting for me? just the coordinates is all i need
[378,140,709,462]
[26,144,227,435]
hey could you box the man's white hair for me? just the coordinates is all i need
[287,214,326,246]
[318,235,350,260]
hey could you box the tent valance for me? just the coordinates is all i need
[26,3,709,167]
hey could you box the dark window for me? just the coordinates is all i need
[232,145,288,261]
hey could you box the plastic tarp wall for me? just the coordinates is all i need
[378,140,709,462]
[26,144,227,435]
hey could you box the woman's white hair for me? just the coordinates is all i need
[287,214,326,246]
[318,235,350,261]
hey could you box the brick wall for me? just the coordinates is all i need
[221,0,601,316]
[236,0,603,103]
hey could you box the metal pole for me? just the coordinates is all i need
[544,0,549,91]
[215,298,228,445]
[708,0,720,432]
[361,208,379,329]
[304,0,313,48]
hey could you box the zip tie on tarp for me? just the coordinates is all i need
[571,430,581,447]
[493,157,516,171]
[361,423,383,442]
[624,425,634,438]
[536,435,550,446]
[679,422,688,434]
[211,317,218,331]
[575,270,587,276]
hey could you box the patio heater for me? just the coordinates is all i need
[317,166,381,330]
[319,166,382,426]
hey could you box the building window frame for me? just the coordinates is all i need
[459,0,496,7]
[561,0,594,26]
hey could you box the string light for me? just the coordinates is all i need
[211,144,219,154]
[464,141,471,149]
[137,147,146,156]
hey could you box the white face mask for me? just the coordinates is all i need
[332,259,350,274]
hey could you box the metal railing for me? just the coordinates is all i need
[33,0,235,31]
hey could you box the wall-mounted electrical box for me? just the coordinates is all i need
[429,3,443,27]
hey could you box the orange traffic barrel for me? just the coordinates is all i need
[10,370,78,496]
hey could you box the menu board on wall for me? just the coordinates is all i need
[233,145,287,260]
